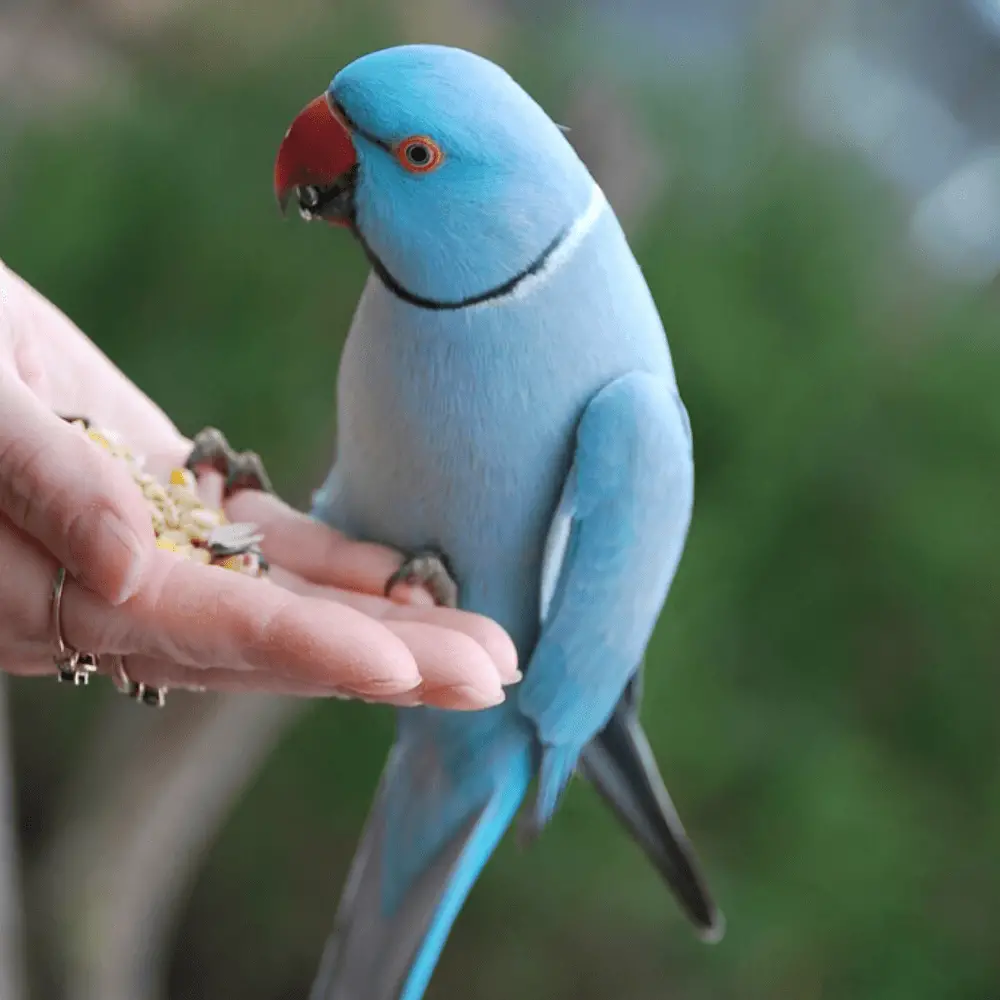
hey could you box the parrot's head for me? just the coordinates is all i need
[273,44,595,305]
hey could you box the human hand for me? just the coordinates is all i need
[0,261,518,707]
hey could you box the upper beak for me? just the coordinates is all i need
[274,94,358,218]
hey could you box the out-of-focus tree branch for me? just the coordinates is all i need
[0,676,27,1000]
[32,691,304,1000]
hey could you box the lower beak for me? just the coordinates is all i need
[274,94,358,223]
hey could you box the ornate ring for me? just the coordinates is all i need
[51,567,99,686]
[110,655,167,708]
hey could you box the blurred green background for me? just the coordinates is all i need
[2,1,999,998]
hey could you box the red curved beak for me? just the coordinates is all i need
[274,94,357,218]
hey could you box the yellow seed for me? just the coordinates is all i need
[83,421,265,577]
[188,508,222,530]
[161,501,181,530]
[142,482,168,506]
[170,487,199,509]
[181,520,208,542]
[169,468,196,490]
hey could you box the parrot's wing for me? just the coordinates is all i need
[522,370,694,752]
[518,371,722,939]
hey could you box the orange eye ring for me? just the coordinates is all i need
[397,136,443,173]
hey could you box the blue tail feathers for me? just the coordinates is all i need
[310,725,534,1000]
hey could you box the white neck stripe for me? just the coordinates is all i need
[468,181,608,311]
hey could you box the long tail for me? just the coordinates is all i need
[309,730,534,1000]
[579,676,725,942]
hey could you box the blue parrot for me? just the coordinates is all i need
[271,44,724,1000]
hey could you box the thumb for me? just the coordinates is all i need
[0,366,153,604]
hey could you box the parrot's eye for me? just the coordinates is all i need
[397,136,443,174]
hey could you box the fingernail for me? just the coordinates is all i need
[501,666,523,686]
[343,684,423,706]
[95,513,147,604]
[421,683,505,711]
[382,689,424,707]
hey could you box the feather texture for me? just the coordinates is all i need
[300,43,722,1000]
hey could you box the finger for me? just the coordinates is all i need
[0,369,153,604]
[266,566,521,684]
[114,656,344,697]
[1,263,185,458]
[118,656,424,703]
[0,517,429,701]
[377,621,506,709]
[61,552,431,700]
[0,660,56,677]
[0,515,507,709]
[141,444,195,482]
[223,490,415,595]
[382,607,520,685]
[0,517,65,672]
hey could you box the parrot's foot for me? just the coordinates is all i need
[385,549,459,609]
[184,427,274,498]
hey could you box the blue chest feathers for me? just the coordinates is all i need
[320,207,674,651]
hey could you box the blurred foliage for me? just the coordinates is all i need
[3,4,999,999]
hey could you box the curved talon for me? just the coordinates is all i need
[385,549,459,609]
[185,426,274,497]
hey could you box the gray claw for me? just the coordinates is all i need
[185,427,274,497]
[385,549,459,609]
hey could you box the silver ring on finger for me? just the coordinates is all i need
[51,567,99,687]
[110,654,167,708]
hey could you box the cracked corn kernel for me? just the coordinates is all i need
[73,420,267,580]
[169,468,196,490]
